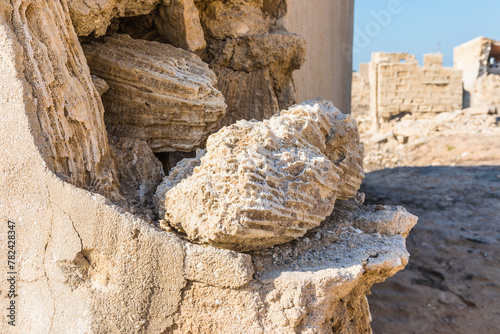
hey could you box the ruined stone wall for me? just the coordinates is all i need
[352,52,463,127]
[454,36,500,109]
[351,63,370,118]
[454,37,493,94]
[286,0,354,114]
[473,74,500,111]
[370,52,462,122]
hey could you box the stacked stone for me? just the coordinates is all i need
[370,52,463,122]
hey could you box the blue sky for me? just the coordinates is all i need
[353,0,500,70]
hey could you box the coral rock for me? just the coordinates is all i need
[155,0,206,52]
[172,195,417,333]
[213,67,280,128]
[7,0,122,201]
[109,137,165,210]
[200,1,270,40]
[155,99,365,251]
[91,75,110,96]
[83,33,227,152]
[68,0,163,37]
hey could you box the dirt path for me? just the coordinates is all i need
[362,166,500,333]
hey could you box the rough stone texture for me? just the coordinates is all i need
[213,66,279,127]
[454,37,500,109]
[4,0,122,203]
[1,1,416,332]
[171,195,417,333]
[183,242,254,289]
[199,1,271,40]
[155,99,365,251]
[0,2,186,332]
[358,52,463,129]
[195,0,306,126]
[155,0,206,52]
[109,136,165,215]
[454,37,500,95]
[351,63,370,118]
[91,75,110,96]
[67,0,307,129]
[83,33,227,152]
[68,0,164,37]
[472,74,500,110]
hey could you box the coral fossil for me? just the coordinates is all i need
[155,99,365,251]
[83,33,227,152]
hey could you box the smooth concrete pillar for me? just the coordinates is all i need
[286,0,355,114]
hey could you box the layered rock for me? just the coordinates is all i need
[155,0,206,52]
[171,195,417,333]
[68,0,164,37]
[68,0,306,129]
[83,33,227,152]
[109,137,165,217]
[1,1,416,333]
[6,0,122,202]
[155,99,365,251]
[196,0,307,126]
[213,67,279,127]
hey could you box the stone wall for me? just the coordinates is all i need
[473,74,500,111]
[286,0,354,114]
[454,36,500,109]
[352,52,462,128]
[351,63,370,118]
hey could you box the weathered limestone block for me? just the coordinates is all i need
[83,33,227,152]
[196,0,306,123]
[91,75,109,96]
[472,73,500,110]
[155,0,206,52]
[210,32,306,111]
[5,0,122,202]
[213,66,279,127]
[209,32,305,73]
[155,99,365,251]
[109,137,165,212]
[170,195,417,333]
[183,242,254,289]
[68,0,164,37]
[199,1,271,40]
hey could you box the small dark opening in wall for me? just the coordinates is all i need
[488,43,500,69]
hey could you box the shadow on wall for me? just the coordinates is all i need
[361,165,500,334]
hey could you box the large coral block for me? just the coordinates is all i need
[83,33,227,152]
[155,99,365,251]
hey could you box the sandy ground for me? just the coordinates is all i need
[363,166,500,333]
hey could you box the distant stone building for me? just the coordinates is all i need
[454,36,500,110]
[353,52,463,128]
